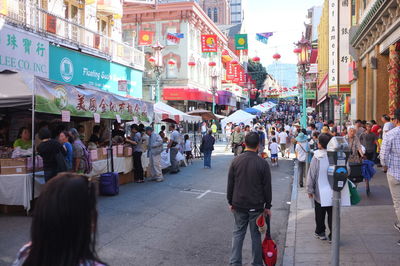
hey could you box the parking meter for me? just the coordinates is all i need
[327,137,351,192]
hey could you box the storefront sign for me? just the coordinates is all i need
[317,75,328,104]
[0,25,49,77]
[163,88,213,103]
[329,0,350,87]
[49,46,143,98]
[35,78,153,122]
[305,90,316,99]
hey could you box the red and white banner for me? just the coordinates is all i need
[138,31,154,46]
[201,34,218,52]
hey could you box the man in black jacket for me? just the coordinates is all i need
[227,132,272,266]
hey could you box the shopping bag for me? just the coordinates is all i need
[262,215,277,266]
[160,150,171,169]
[175,151,185,162]
[348,180,361,205]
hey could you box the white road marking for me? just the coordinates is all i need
[197,190,211,199]
[180,190,202,195]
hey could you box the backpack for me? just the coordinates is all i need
[77,140,92,174]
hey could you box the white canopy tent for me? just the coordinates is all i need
[221,110,256,131]
[154,102,201,123]
[253,101,276,113]
[0,72,35,107]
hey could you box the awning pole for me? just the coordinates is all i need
[31,76,36,215]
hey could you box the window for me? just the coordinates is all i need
[213,8,218,23]
[208,8,212,19]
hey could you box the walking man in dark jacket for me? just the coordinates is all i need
[227,132,272,266]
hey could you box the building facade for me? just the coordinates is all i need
[1,0,144,98]
[200,0,230,25]
[230,0,246,24]
[350,0,400,121]
[123,1,245,113]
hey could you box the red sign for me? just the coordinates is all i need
[138,31,154,46]
[201,34,218,53]
[233,65,240,84]
[348,61,356,83]
[226,62,234,80]
[239,68,245,85]
[163,88,213,103]
[46,15,57,34]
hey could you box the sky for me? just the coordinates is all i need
[246,0,323,70]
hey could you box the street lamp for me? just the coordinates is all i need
[150,41,164,103]
[210,67,219,114]
[294,35,311,129]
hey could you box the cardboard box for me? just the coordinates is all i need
[0,158,29,175]
[112,146,117,157]
[97,148,108,160]
[116,145,124,157]
[119,172,134,185]
[123,146,132,157]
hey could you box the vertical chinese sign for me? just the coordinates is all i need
[46,15,57,34]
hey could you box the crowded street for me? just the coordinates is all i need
[0,143,293,265]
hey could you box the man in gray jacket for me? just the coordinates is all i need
[146,127,164,182]
[227,132,272,266]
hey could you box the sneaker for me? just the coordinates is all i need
[314,233,327,240]
[397,240,400,246]
[394,222,400,233]
[156,177,164,182]
[328,235,332,243]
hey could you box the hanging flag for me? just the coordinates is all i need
[256,32,273,44]
[173,33,184,39]
[138,30,154,46]
[167,33,179,44]
[235,34,248,50]
[201,34,218,52]
[226,62,234,80]
[233,65,240,84]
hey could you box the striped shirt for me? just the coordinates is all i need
[380,126,400,181]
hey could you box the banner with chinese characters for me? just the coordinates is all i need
[34,78,153,122]
[226,62,234,80]
[201,35,218,53]
[138,31,154,46]
[234,34,248,50]
[0,24,49,77]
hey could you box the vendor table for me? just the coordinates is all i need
[0,172,45,211]
[88,157,133,177]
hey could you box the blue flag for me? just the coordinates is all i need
[256,32,273,44]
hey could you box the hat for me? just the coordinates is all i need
[321,126,330,134]
[145,126,153,132]
[295,132,308,142]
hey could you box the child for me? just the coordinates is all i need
[269,137,280,166]
[184,134,193,165]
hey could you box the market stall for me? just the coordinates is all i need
[154,102,201,123]
[253,101,276,113]
[220,110,256,130]
[0,72,154,211]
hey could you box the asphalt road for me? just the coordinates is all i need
[0,143,293,266]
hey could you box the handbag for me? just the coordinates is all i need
[348,180,361,205]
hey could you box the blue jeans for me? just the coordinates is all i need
[230,210,263,266]
[203,150,212,168]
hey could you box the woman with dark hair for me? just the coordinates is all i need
[13,173,106,266]
[89,125,102,146]
[37,128,67,182]
[13,127,32,150]
[59,131,73,171]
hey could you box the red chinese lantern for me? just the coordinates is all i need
[225,88,230,91]
[235,88,239,91]
[188,61,196,67]
[168,59,176,65]
[243,88,249,92]
[252,56,260,62]
[292,86,297,89]
[208,61,216,67]
[222,50,229,56]
[148,56,156,63]
[231,59,239,65]
[272,53,281,60]
[293,48,302,54]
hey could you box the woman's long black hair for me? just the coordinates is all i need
[23,173,106,266]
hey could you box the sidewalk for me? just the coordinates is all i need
[283,168,400,266]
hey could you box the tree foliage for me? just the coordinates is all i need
[247,60,267,89]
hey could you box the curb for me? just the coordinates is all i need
[282,161,298,266]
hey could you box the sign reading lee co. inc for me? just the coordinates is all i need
[49,46,143,98]
[0,24,49,77]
